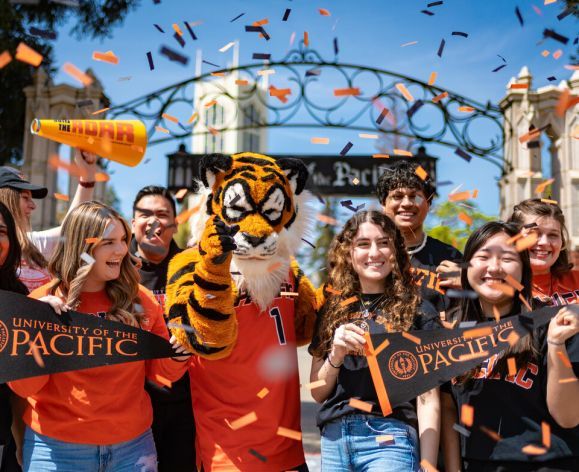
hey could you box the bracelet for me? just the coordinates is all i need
[79,181,96,188]
[547,339,565,346]
[327,355,343,369]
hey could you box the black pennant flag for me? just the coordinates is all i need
[365,306,558,416]
[0,290,175,384]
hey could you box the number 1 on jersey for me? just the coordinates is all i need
[269,307,287,345]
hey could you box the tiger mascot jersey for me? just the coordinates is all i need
[166,152,317,471]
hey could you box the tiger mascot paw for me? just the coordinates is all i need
[199,215,239,267]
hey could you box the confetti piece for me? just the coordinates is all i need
[15,42,43,66]
[375,434,395,444]
[162,113,179,124]
[91,107,110,116]
[543,28,569,45]
[257,387,269,398]
[558,7,573,20]
[448,191,471,202]
[515,6,524,26]
[437,38,445,57]
[401,40,418,47]
[518,128,541,144]
[334,87,361,97]
[396,83,414,102]
[541,422,551,448]
[29,26,57,40]
[219,42,235,53]
[453,423,471,437]
[452,31,469,38]
[92,50,119,65]
[553,50,563,59]
[184,22,197,41]
[420,459,438,472]
[282,8,291,21]
[53,193,69,201]
[175,207,198,225]
[29,342,45,368]
[319,8,331,16]
[458,351,489,361]
[461,404,474,426]
[174,188,188,200]
[421,10,435,16]
[492,64,507,72]
[480,425,502,442]
[228,411,258,430]
[303,380,326,390]
[428,1,444,6]
[230,13,245,22]
[340,296,358,307]
[173,32,185,48]
[172,23,183,36]
[267,262,283,272]
[153,24,164,33]
[80,252,96,265]
[372,154,390,159]
[458,106,475,113]
[507,357,517,377]
[510,83,529,90]
[160,46,189,65]
[155,374,172,388]
[349,398,373,413]
[558,377,578,384]
[340,142,353,156]
[235,79,249,86]
[311,137,330,144]
[556,350,572,368]
[359,133,378,139]
[515,233,538,251]
[394,149,412,156]
[85,237,101,244]
[446,289,478,299]
[522,445,547,456]
[506,331,520,346]
[506,233,523,245]
[540,198,558,205]
[248,449,267,462]
[432,91,448,103]
[463,327,493,339]
[401,332,421,344]
[257,69,275,76]
[458,212,473,226]
[276,427,302,441]
[280,292,299,297]
[415,166,428,180]
[155,125,169,134]
[455,148,472,162]
[0,51,12,69]
[376,108,390,124]
[253,53,271,60]
[304,31,309,47]
[63,62,93,86]
[542,50,551,57]
[325,285,342,295]
[505,274,524,291]
[428,72,437,85]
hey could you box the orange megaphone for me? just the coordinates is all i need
[30,119,148,167]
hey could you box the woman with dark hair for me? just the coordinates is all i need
[509,198,579,306]
[309,210,441,471]
[442,221,579,472]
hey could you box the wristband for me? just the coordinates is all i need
[79,181,96,188]
[327,355,343,369]
[547,339,565,346]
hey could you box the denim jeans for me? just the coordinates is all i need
[320,414,419,472]
[22,427,157,472]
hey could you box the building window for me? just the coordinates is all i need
[242,104,261,152]
[204,103,223,152]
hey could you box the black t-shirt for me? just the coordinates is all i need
[410,236,462,313]
[451,326,579,463]
[309,296,441,431]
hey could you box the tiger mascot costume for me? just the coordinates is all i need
[166,152,317,471]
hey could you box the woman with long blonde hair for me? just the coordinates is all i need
[8,201,191,472]
[309,210,441,471]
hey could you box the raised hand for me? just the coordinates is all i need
[199,215,239,266]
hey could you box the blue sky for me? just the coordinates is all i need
[42,0,577,221]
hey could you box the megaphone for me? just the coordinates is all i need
[30,119,148,167]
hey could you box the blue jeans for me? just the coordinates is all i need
[321,414,419,472]
[22,427,157,472]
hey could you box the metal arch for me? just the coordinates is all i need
[107,43,511,173]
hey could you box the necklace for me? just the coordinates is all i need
[359,293,387,319]
[407,233,427,256]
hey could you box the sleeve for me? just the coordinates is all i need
[8,375,50,398]
[414,300,443,331]
[141,289,190,386]
[28,231,59,259]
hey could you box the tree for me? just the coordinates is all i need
[427,200,495,252]
[0,0,140,166]
[103,184,122,213]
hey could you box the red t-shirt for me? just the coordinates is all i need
[190,288,305,471]
[532,270,579,306]
[9,284,189,444]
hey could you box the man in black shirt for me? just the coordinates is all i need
[376,162,462,315]
[131,186,195,472]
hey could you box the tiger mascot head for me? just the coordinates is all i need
[190,152,313,310]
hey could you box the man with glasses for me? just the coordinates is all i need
[131,186,195,472]
[376,162,462,314]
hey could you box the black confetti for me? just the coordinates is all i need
[427,1,443,6]
[306,68,321,77]
[436,180,453,187]
[438,271,461,280]
[159,46,189,65]
[252,53,271,60]
[547,76,557,82]
[437,38,445,57]
[407,99,424,118]
[153,24,164,33]
[174,32,185,48]
[340,142,353,156]
[301,238,316,249]
[543,28,569,45]
[146,51,154,70]
[29,26,57,40]
[447,289,478,299]
[497,54,507,63]
[492,64,507,72]
[515,6,524,27]
[557,7,573,21]
[248,449,267,463]
[202,59,220,67]
[455,147,472,162]
[340,199,353,208]
[282,8,291,21]
[451,31,468,38]
[333,37,339,55]
[245,25,270,40]
[421,10,434,16]
[230,13,245,23]
[523,222,538,229]
[376,108,389,125]
[185,22,197,40]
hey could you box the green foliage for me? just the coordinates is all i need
[0,0,140,166]
[103,185,121,213]
[427,200,496,252]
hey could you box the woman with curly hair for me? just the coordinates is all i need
[8,201,191,472]
[309,210,441,471]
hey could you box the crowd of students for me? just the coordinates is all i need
[0,152,577,472]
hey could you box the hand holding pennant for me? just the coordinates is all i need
[364,306,559,416]
[0,290,176,384]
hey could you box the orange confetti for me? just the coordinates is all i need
[553,49,563,60]
[235,79,249,86]
[304,31,309,47]
[311,137,330,144]
[276,427,302,441]
[325,285,342,296]
[542,50,550,57]
[154,374,172,388]
[555,89,579,117]
[519,294,532,311]
[395,83,414,102]
[420,459,439,472]
[95,172,110,183]
[303,380,326,390]
[187,112,198,124]
[48,155,85,178]
[85,237,101,244]
[372,154,390,158]
[394,149,412,156]
[91,107,110,116]
[448,191,472,202]
[375,434,395,443]
[211,72,226,77]
[317,214,339,226]
[428,72,437,86]
[515,233,538,252]
[518,129,541,144]
[463,327,493,339]
[257,387,269,398]
[522,445,547,456]
[461,404,474,426]
[63,62,93,86]
[480,425,502,442]
[267,262,283,272]
[340,296,358,307]
[540,198,558,205]
[0,51,12,69]
[556,350,572,369]
[175,207,198,225]
[205,100,217,108]
[53,193,69,201]
[280,291,299,297]
[458,106,475,113]
[506,331,520,347]
[507,357,517,377]
[415,165,428,181]
[15,42,43,67]
[510,83,529,89]
[172,23,183,36]
[155,125,169,134]
[493,283,515,297]
[541,422,551,448]
[348,398,373,413]
[402,332,422,344]
[92,50,119,65]
[359,133,378,139]
[208,126,219,136]
[28,342,45,368]
[505,274,524,292]
[535,178,555,194]
[432,91,448,103]
[318,8,331,16]
[334,87,361,97]
[174,188,188,200]
[162,113,179,123]
[227,411,258,430]
[558,377,578,384]
[506,233,523,245]
[252,18,269,26]
[458,212,473,226]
